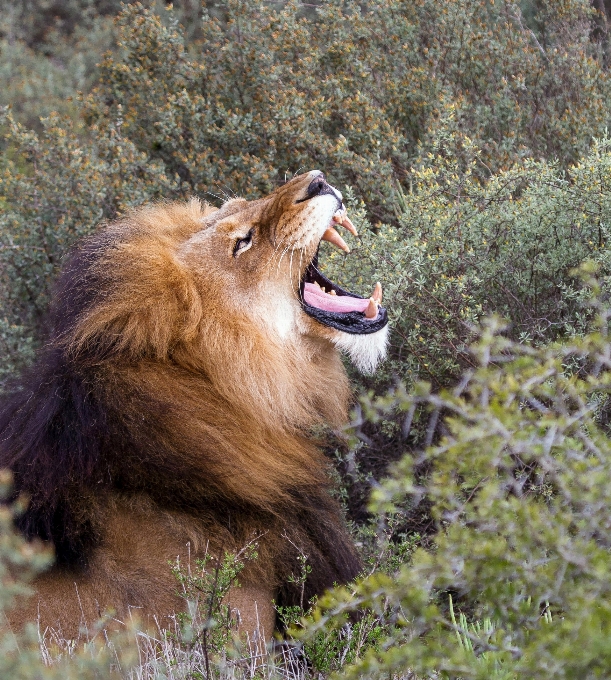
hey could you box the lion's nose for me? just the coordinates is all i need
[306,176,327,199]
[298,175,343,206]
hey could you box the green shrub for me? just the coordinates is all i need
[0,1,223,134]
[6,5,611,672]
[321,125,611,511]
[4,2,611,518]
[168,541,258,676]
[304,275,611,679]
[2,0,611,388]
[0,35,95,131]
[0,0,116,133]
[84,0,611,224]
[0,0,123,46]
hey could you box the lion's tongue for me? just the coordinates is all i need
[304,282,370,313]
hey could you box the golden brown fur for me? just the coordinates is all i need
[1,172,364,638]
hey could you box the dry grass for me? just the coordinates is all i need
[35,617,425,679]
[36,613,310,680]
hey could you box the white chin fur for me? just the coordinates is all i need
[331,324,389,375]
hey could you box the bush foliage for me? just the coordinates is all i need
[84,0,611,223]
[306,279,611,679]
[3,0,611,389]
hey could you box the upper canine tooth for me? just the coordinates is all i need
[322,227,350,253]
[341,216,358,237]
[372,282,383,304]
[331,211,358,237]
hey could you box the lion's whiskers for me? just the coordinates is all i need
[205,190,225,204]
[276,240,293,273]
[263,234,288,273]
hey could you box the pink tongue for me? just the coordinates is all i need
[304,282,370,313]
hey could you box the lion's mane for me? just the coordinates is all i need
[0,200,361,609]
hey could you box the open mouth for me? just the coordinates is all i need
[299,211,389,335]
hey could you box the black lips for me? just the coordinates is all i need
[300,257,389,336]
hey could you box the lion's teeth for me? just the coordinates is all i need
[364,298,378,319]
[341,215,358,236]
[322,227,350,253]
[330,289,336,295]
[372,282,383,304]
[332,211,358,237]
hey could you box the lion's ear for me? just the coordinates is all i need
[66,242,202,363]
[199,200,220,218]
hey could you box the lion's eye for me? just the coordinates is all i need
[233,229,254,257]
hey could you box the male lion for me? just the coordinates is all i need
[0,171,389,638]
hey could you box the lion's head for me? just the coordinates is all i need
[59,171,388,431]
[177,170,388,365]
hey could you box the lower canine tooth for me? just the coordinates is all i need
[372,282,383,304]
[365,298,378,319]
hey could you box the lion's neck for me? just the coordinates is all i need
[175,319,351,431]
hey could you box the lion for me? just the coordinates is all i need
[0,171,389,639]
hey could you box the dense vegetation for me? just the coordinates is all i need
[5,0,611,677]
